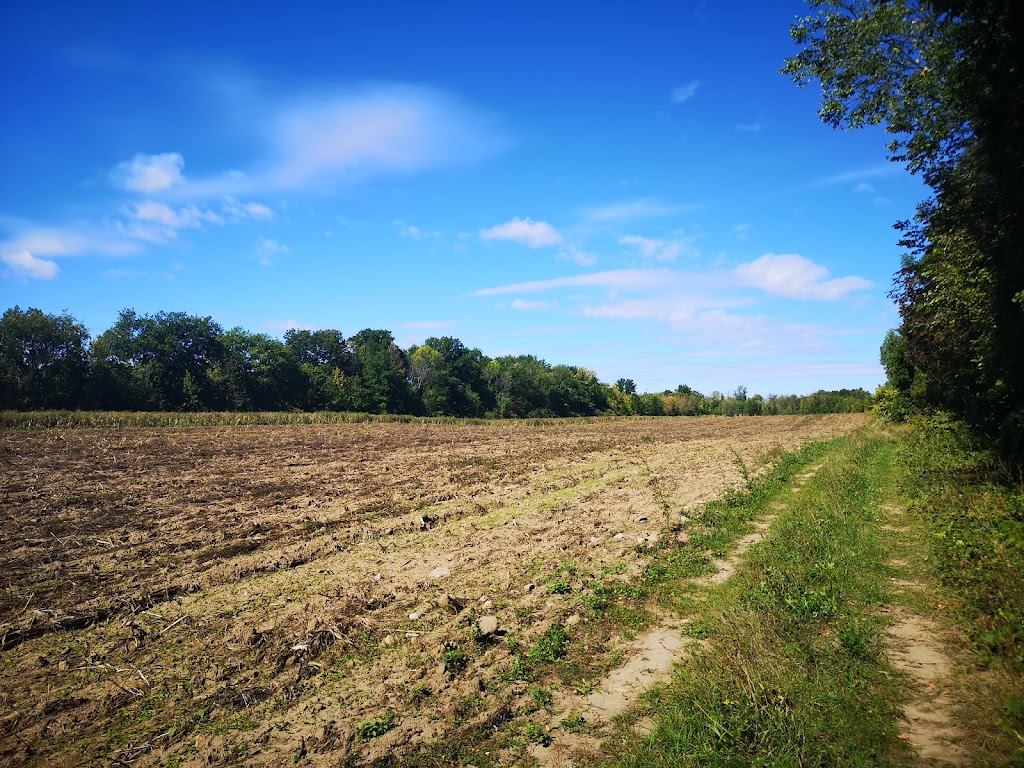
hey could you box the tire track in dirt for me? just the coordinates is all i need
[881,505,968,766]
[527,464,825,767]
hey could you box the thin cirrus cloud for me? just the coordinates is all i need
[144,84,507,199]
[480,217,564,248]
[0,220,140,281]
[810,163,900,188]
[734,253,872,300]
[618,234,694,262]
[473,268,674,297]
[579,198,694,224]
[671,80,700,104]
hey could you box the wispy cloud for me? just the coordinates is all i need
[480,217,563,248]
[111,152,185,193]
[732,222,751,239]
[223,197,274,221]
[119,201,224,243]
[509,299,551,311]
[810,163,900,188]
[474,269,677,297]
[0,219,139,280]
[579,198,693,225]
[619,233,695,262]
[671,81,700,104]
[257,237,289,266]
[394,219,442,240]
[108,84,506,201]
[734,253,872,300]
[557,245,598,266]
[851,182,876,194]
[735,121,763,133]
[1,250,59,280]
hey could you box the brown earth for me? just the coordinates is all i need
[0,414,866,767]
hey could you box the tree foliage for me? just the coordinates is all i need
[0,307,872,418]
[786,0,1024,463]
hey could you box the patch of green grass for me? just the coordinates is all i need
[356,713,395,740]
[529,624,571,663]
[560,712,590,733]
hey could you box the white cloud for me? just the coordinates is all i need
[735,121,762,132]
[268,86,505,191]
[509,299,551,312]
[112,152,185,193]
[579,198,691,224]
[223,197,274,220]
[480,217,563,248]
[810,163,900,188]
[851,182,876,194]
[394,220,441,239]
[1,250,59,280]
[256,238,289,266]
[671,81,700,104]
[735,254,872,300]
[732,223,751,239]
[619,233,693,262]
[120,201,223,243]
[474,269,674,296]
[557,245,598,266]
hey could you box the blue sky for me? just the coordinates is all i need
[0,1,925,396]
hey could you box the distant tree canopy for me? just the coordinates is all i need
[0,306,871,418]
[785,0,1023,464]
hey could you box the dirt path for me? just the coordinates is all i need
[526,464,826,766]
[881,505,968,766]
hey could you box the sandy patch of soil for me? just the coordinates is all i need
[0,415,865,767]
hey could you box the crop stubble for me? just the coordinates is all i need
[0,414,866,766]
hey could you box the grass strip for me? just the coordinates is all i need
[600,427,911,767]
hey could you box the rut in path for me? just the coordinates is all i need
[526,465,823,767]
[883,505,968,766]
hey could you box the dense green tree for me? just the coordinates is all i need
[349,329,413,414]
[93,310,225,410]
[284,329,353,410]
[0,306,91,409]
[785,0,1024,461]
[413,336,490,417]
[484,354,549,417]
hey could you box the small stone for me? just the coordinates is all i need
[381,634,396,648]
[612,533,625,541]
[525,583,536,592]
[481,599,493,610]
[428,566,451,580]
[565,613,581,627]
[478,615,499,636]
[408,612,419,621]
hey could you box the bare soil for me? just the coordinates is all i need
[0,415,866,767]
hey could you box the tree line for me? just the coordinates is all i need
[785,0,1023,466]
[0,306,870,418]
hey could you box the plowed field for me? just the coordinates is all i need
[0,415,867,767]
